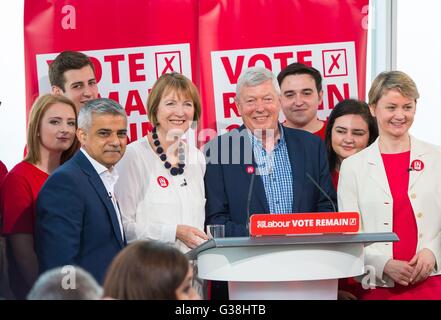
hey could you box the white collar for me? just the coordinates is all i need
[80,148,116,176]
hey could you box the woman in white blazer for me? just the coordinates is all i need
[338,71,441,299]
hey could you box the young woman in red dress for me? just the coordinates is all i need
[338,71,441,299]
[0,94,78,299]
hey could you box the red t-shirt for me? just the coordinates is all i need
[313,119,327,141]
[1,161,48,235]
[0,161,7,184]
[282,119,327,140]
[357,151,441,299]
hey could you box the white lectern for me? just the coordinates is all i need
[186,233,398,300]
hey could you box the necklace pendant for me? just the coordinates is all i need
[170,167,179,176]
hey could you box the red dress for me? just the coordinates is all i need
[1,161,48,299]
[357,151,441,299]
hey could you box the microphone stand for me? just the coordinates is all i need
[246,171,256,231]
[306,173,337,212]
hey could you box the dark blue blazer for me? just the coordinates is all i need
[36,151,125,284]
[204,125,337,237]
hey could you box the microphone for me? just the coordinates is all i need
[246,168,257,231]
[306,173,336,212]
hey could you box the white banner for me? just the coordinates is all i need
[211,41,358,132]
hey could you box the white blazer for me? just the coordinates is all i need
[338,135,441,287]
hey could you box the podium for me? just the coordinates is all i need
[187,232,398,300]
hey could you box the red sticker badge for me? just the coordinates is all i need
[411,160,424,171]
[246,166,255,174]
[157,176,169,188]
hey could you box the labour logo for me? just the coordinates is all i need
[157,176,169,188]
[411,160,424,171]
[246,166,255,174]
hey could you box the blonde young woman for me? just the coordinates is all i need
[338,71,441,299]
[1,94,78,299]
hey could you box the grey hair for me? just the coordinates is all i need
[27,266,103,300]
[78,98,127,130]
[236,67,280,100]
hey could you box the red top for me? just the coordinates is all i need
[313,119,327,141]
[1,161,48,234]
[1,161,48,299]
[282,119,327,141]
[331,170,339,190]
[357,151,441,299]
[0,160,7,184]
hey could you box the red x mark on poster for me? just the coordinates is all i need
[155,51,183,79]
[322,49,348,77]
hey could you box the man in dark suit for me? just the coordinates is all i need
[36,98,127,284]
[204,67,336,238]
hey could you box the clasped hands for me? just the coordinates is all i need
[384,248,436,286]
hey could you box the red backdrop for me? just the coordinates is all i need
[24,0,368,143]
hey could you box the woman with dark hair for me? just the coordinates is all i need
[325,99,378,189]
[0,94,78,299]
[325,99,378,300]
[103,240,200,300]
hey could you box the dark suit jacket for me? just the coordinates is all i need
[36,151,125,284]
[204,125,337,237]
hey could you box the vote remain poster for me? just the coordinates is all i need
[24,0,368,144]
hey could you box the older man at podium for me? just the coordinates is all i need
[204,66,336,237]
[203,66,336,299]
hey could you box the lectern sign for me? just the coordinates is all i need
[249,212,360,236]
